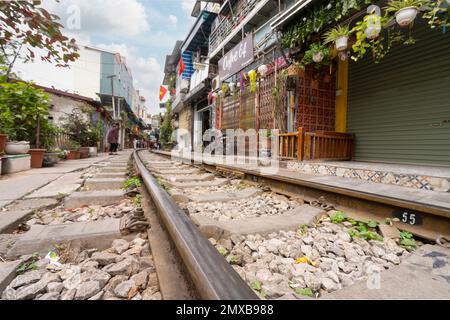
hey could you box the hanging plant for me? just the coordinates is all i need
[385,0,426,27]
[299,43,331,69]
[423,0,450,30]
[248,69,257,93]
[323,24,351,51]
[364,13,382,39]
[257,64,269,77]
[221,82,229,95]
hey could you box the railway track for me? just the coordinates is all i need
[1,150,448,300]
[134,149,450,300]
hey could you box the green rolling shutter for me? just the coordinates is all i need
[347,20,450,166]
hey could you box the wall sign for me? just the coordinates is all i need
[218,35,254,81]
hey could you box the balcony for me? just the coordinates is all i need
[208,0,274,59]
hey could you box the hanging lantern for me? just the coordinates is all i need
[229,82,236,91]
[258,64,269,77]
[248,69,257,93]
[212,92,218,98]
[218,90,223,96]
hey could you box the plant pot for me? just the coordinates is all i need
[88,147,98,157]
[78,147,90,159]
[335,36,349,51]
[312,51,324,63]
[67,150,81,160]
[28,149,46,168]
[5,141,30,155]
[0,134,7,154]
[395,7,418,27]
[43,152,60,167]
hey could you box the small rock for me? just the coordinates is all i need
[378,224,401,239]
[88,290,104,300]
[132,237,146,247]
[104,275,129,293]
[304,273,321,291]
[105,257,139,276]
[114,280,137,298]
[15,280,47,300]
[37,292,60,300]
[321,277,340,292]
[9,270,43,289]
[75,281,101,300]
[131,293,142,300]
[384,253,401,265]
[91,252,120,266]
[256,269,273,282]
[130,270,149,289]
[266,238,284,254]
[80,260,99,272]
[147,273,158,288]
[81,269,111,287]
[337,231,351,242]
[59,265,81,281]
[46,282,64,294]
[60,288,76,300]
[371,245,386,258]
[111,239,130,254]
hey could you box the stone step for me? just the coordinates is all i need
[164,173,215,183]
[324,244,450,299]
[64,190,125,208]
[0,210,33,233]
[190,188,262,203]
[6,198,59,212]
[24,172,83,199]
[94,172,127,179]
[85,178,125,191]
[0,260,22,296]
[168,178,229,189]
[101,167,127,173]
[6,219,127,259]
[192,205,326,239]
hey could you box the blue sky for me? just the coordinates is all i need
[16,0,197,115]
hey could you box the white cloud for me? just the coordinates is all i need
[168,14,178,25]
[181,0,196,12]
[43,0,149,37]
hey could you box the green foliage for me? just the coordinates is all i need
[217,246,228,256]
[385,0,427,14]
[251,281,262,291]
[330,211,346,224]
[160,102,173,146]
[59,109,100,147]
[0,76,56,148]
[0,1,79,76]
[133,194,142,207]
[16,253,39,275]
[399,231,416,251]
[323,24,351,44]
[282,0,366,49]
[123,177,142,190]
[423,0,450,29]
[299,43,331,69]
[295,287,314,297]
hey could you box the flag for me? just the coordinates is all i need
[159,85,169,103]
[178,55,185,77]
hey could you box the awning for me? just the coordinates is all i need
[182,10,218,54]
[270,0,315,30]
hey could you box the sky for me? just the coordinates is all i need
[14,0,197,116]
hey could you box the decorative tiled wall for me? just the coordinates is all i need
[286,161,450,192]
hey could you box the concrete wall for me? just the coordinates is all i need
[47,93,92,127]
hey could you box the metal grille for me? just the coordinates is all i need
[258,74,275,130]
[240,85,256,130]
[221,95,240,129]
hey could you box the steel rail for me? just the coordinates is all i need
[133,150,258,300]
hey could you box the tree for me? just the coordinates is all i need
[0,0,79,78]
[160,102,173,146]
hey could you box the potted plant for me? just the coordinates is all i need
[300,43,331,69]
[386,0,426,26]
[43,148,61,167]
[65,141,81,160]
[364,13,382,39]
[323,25,351,51]
[5,141,30,154]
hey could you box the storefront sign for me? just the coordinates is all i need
[218,35,254,81]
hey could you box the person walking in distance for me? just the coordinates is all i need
[107,123,120,155]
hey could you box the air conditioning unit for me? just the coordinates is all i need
[212,76,220,91]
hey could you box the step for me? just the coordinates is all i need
[24,172,83,199]
[152,168,201,175]
[168,178,229,189]
[0,210,33,233]
[324,244,450,299]
[94,172,127,179]
[64,190,125,208]
[191,205,326,239]
[6,198,59,212]
[164,173,215,183]
[6,219,126,259]
[108,163,128,168]
[101,167,127,173]
[84,178,125,191]
[189,188,263,203]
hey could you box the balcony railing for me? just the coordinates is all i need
[278,128,355,161]
[209,0,260,55]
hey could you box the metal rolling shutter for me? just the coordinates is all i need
[347,20,450,166]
